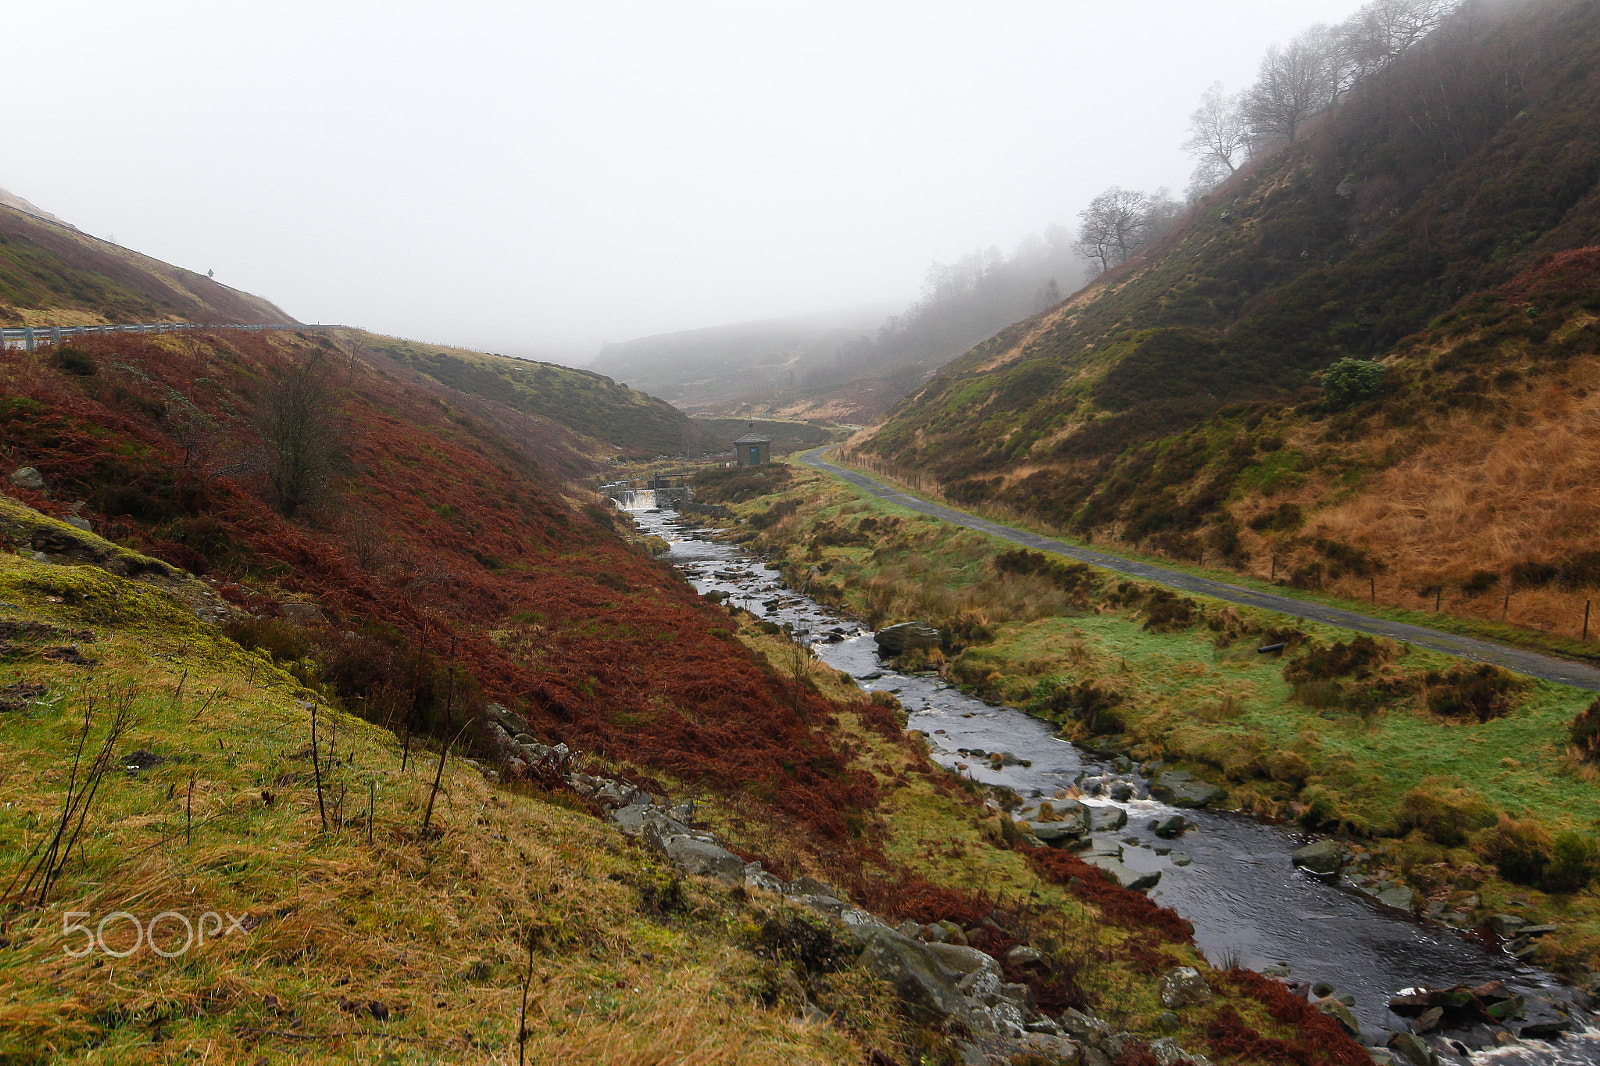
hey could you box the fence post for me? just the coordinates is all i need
[49,326,61,346]
[23,327,35,352]
[1370,575,1376,603]
[1585,600,1591,641]
[1435,587,1442,612]
[1502,588,1510,621]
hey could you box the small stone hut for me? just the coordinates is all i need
[733,424,772,467]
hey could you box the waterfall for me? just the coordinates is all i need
[610,488,658,511]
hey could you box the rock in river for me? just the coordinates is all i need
[1291,839,1342,874]
[874,621,943,654]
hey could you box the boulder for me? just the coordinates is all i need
[1292,839,1343,874]
[1006,945,1051,972]
[856,927,969,1023]
[1316,997,1361,1035]
[873,621,942,654]
[1152,770,1225,808]
[1085,854,1161,892]
[743,863,786,894]
[1159,966,1213,1010]
[1386,1032,1432,1066]
[278,602,327,625]
[786,875,841,899]
[9,467,45,492]
[1374,885,1415,911]
[1150,815,1188,839]
[925,943,1001,978]
[1086,805,1128,832]
[663,837,744,882]
[1029,820,1086,845]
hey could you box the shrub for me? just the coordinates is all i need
[1423,664,1526,723]
[1142,588,1198,632]
[1543,832,1600,893]
[1474,815,1552,885]
[1395,780,1497,846]
[1321,358,1387,407]
[49,346,97,376]
[1247,501,1304,533]
[1570,699,1600,762]
[1282,635,1392,684]
[1461,570,1500,597]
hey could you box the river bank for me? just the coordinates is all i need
[680,462,1600,987]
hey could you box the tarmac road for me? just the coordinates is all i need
[801,448,1600,692]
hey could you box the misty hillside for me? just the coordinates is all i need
[859,0,1600,635]
[594,228,1088,412]
[590,305,892,410]
[0,195,288,326]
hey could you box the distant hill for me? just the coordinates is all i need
[590,305,893,411]
[858,0,1600,635]
[0,194,289,326]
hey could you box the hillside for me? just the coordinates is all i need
[351,331,707,459]
[858,0,1600,638]
[590,306,892,410]
[0,195,288,326]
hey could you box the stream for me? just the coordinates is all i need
[627,505,1599,1064]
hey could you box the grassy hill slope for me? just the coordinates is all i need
[0,200,289,327]
[858,0,1600,641]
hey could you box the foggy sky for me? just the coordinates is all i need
[3,0,1372,364]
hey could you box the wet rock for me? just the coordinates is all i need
[1386,1032,1432,1066]
[1292,839,1342,874]
[873,621,942,654]
[1375,885,1415,911]
[1028,819,1086,844]
[1151,769,1225,808]
[10,467,45,492]
[1086,805,1128,832]
[1150,815,1188,839]
[1487,914,1526,937]
[1159,966,1213,1010]
[1170,852,1193,866]
[1087,855,1161,892]
[1514,995,1574,1038]
[1109,781,1134,802]
[1317,997,1361,1034]
[856,927,969,1023]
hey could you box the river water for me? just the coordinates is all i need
[627,506,1598,1063]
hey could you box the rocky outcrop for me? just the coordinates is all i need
[873,621,942,654]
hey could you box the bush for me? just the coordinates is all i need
[1395,780,1497,846]
[49,346,97,376]
[1543,832,1600,893]
[1282,634,1392,684]
[1321,358,1387,407]
[1571,699,1600,762]
[1142,588,1198,632]
[1474,815,1553,885]
[1423,664,1526,722]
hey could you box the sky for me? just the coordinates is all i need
[2,0,1373,364]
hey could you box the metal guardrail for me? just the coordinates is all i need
[0,321,337,351]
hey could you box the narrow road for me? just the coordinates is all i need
[801,448,1600,692]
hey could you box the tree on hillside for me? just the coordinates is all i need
[1342,0,1456,79]
[256,353,347,519]
[1075,187,1181,276]
[1183,82,1253,194]
[1243,26,1348,145]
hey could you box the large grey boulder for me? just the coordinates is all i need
[1151,769,1225,808]
[856,927,969,1023]
[1158,966,1213,1010]
[10,467,45,491]
[1292,839,1343,875]
[925,942,1001,978]
[873,621,942,654]
[1086,805,1128,832]
[663,837,744,882]
[1028,819,1086,844]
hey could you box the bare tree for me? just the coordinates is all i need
[1182,82,1252,184]
[256,352,346,519]
[1243,26,1347,145]
[1340,0,1455,80]
[1075,187,1182,276]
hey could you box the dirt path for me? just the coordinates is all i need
[801,449,1600,692]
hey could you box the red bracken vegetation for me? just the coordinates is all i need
[0,330,881,845]
[1024,846,1194,946]
[1207,971,1372,1066]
